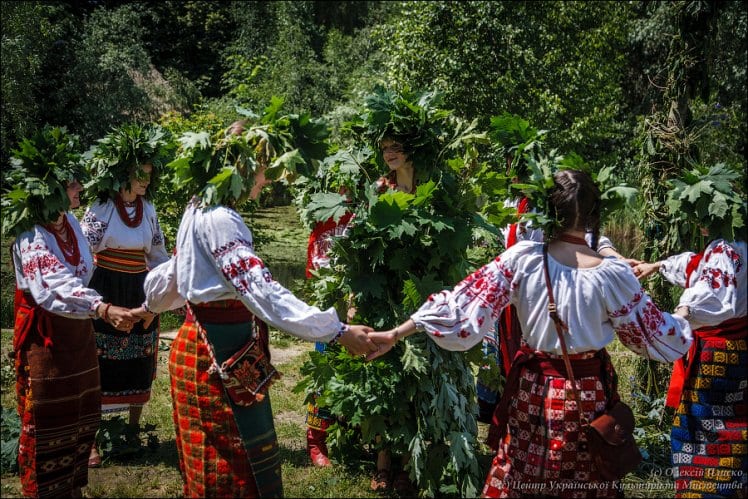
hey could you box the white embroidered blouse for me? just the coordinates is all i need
[80,198,169,269]
[659,239,747,330]
[12,213,103,318]
[410,241,692,361]
[143,203,345,342]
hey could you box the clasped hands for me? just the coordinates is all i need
[337,322,411,361]
[96,302,156,333]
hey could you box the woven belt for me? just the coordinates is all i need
[95,248,147,273]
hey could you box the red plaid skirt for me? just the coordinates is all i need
[169,313,282,498]
[482,352,620,498]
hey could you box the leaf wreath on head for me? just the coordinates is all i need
[2,126,86,238]
[490,113,637,238]
[665,163,747,243]
[169,97,330,208]
[347,86,453,185]
[84,123,173,202]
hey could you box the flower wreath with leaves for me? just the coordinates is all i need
[2,126,87,237]
[84,123,173,203]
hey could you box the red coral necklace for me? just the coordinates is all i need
[115,193,143,228]
[45,215,81,266]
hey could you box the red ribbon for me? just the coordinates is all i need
[498,197,530,375]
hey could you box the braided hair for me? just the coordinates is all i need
[547,169,602,249]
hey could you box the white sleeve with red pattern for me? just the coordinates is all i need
[658,251,695,288]
[13,227,103,318]
[202,208,343,342]
[606,265,692,362]
[410,247,523,352]
[677,240,746,329]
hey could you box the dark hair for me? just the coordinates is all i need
[547,169,601,249]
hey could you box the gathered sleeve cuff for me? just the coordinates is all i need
[604,261,692,362]
[658,251,695,288]
[143,256,184,313]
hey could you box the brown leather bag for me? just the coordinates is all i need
[542,244,642,481]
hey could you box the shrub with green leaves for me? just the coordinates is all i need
[665,163,746,244]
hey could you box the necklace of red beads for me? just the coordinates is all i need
[115,193,144,228]
[45,215,81,266]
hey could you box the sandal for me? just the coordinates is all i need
[370,469,391,492]
[393,470,417,496]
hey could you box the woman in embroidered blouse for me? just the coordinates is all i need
[634,236,747,498]
[140,121,376,498]
[367,169,693,498]
[4,126,135,498]
[478,164,637,425]
[80,124,170,466]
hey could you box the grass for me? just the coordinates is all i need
[0,206,676,497]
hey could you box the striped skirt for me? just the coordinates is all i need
[90,249,159,411]
[482,351,619,498]
[671,329,748,498]
[14,303,101,498]
[169,302,282,498]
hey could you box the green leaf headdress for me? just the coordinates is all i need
[170,99,330,208]
[347,86,452,185]
[168,124,259,208]
[493,114,637,238]
[84,123,173,202]
[665,163,746,243]
[2,126,86,237]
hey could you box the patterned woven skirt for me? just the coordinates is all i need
[169,312,282,498]
[14,305,101,498]
[482,353,619,498]
[671,334,748,498]
[89,261,159,412]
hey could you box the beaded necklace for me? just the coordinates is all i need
[45,215,81,266]
[115,193,144,228]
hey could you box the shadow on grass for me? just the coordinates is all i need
[102,438,180,469]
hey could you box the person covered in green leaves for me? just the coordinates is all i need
[80,123,172,467]
[2,126,136,498]
[141,116,377,498]
[298,87,488,497]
